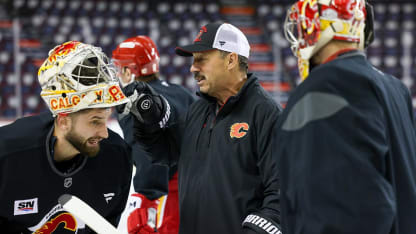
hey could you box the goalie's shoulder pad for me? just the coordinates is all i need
[242,213,282,234]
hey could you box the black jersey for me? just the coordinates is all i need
[118,79,194,200]
[139,74,282,233]
[276,51,416,234]
[0,112,133,233]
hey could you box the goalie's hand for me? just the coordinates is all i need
[127,193,160,234]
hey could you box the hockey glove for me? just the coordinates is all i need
[127,193,160,234]
[117,81,171,137]
[242,213,282,234]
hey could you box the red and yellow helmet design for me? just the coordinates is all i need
[38,41,128,116]
[284,0,367,80]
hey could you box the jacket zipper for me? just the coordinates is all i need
[208,100,228,147]
[208,117,215,147]
[196,110,210,152]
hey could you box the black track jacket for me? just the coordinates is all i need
[276,51,416,234]
[0,112,132,233]
[139,74,282,234]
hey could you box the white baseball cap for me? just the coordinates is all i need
[175,22,250,58]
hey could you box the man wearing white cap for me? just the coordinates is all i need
[122,22,283,234]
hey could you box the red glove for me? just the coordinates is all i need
[127,193,160,234]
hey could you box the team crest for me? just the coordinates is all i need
[230,122,249,139]
[28,204,85,233]
[194,26,207,42]
[33,212,77,233]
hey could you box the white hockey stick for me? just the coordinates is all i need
[58,194,121,234]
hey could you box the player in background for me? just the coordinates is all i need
[0,41,133,233]
[112,36,195,234]
[119,22,283,234]
[276,0,416,233]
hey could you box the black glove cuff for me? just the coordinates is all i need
[242,213,282,234]
[135,94,169,126]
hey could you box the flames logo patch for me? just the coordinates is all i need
[34,212,77,234]
[230,122,249,139]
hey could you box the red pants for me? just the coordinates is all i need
[156,172,179,234]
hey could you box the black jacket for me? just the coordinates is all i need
[118,79,194,200]
[276,51,416,234]
[0,112,132,233]
[140,74,282,234]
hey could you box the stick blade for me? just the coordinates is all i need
[58,194,121,234]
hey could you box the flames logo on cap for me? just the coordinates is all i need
[194,26,207,42]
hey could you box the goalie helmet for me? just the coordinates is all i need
[112,36,160,78]
[284,0,373,80]
[38,41,128,116]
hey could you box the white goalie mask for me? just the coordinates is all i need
[38,41,128,116]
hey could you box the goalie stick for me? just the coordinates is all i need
[58,194,122,234]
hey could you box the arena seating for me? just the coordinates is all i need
[0,0,415,117]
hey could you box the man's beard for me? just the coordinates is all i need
[65,129,101,157]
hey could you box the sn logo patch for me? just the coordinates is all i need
[230,122,249,139]
[14,198,38,215]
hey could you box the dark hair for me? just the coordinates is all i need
[219,50,248,74]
